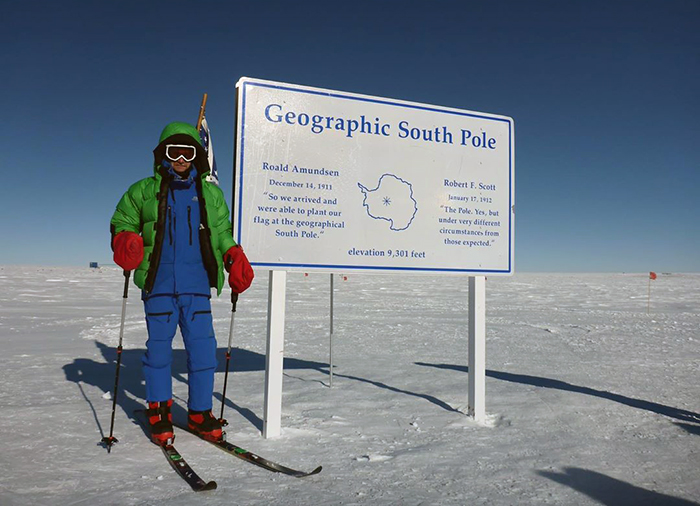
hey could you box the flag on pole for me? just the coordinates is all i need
[199,117,219,185]
[647,272,656,313]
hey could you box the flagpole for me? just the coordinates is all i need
[647,276,651,314]
[197,93,208,130]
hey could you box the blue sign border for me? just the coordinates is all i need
[236,79,514,274]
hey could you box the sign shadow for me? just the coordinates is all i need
[415,362,700,426]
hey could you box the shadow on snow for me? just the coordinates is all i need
[62,340,329,439]
[65,344,699,443]
[538,467,700,506]
[415,362,700,426]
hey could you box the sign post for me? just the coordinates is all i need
[329,273,334,388]
[263,270,287,438]
[468,276,486,422]
[233,77,514,436]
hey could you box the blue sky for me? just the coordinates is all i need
[1,0,697,272]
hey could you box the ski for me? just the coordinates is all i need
[174,422,322,478]
[159,444,218,492]
[135,411,217,492]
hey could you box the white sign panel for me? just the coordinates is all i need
[234,77,515,275]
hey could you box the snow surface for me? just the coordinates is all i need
[0,266,698,505]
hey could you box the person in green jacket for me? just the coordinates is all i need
[111,121,253,446]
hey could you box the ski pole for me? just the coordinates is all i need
[102,270,130,453]
[218,291,239,426]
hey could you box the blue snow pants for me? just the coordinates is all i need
[143,294,217,411]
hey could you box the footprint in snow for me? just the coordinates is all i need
[355,454,394,462]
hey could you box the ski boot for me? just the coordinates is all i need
[145,399,174,446]
[188,409,224,442]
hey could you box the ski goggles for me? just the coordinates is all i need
[165,144,197,162]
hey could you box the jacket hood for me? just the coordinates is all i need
[153,122,209,177]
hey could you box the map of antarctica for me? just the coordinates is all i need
[358,174,418,231]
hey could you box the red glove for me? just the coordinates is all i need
[223,245,254,293]
[113,232,144,271]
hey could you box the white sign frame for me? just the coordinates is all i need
[232,78,514,437]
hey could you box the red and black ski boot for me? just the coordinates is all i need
[188,409,224,442]
[145,399,174,446]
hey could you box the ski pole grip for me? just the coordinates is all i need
[122,270,131,298]
[231,291,239,311]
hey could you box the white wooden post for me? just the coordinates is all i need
[468,276,486,422]
[263,270,287,438]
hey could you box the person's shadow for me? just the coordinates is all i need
[63,340,328,443]
[538,467,700,506]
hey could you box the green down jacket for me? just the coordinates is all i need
[110,122,236,295]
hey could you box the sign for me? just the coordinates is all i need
[234,77,515,275]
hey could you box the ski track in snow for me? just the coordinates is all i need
[0,266,698,505]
